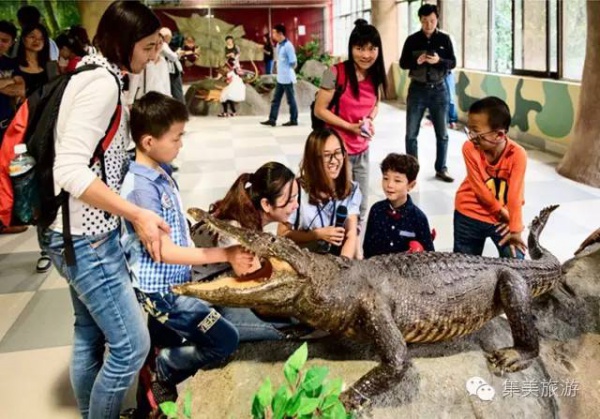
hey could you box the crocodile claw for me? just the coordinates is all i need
[485,347,535,374]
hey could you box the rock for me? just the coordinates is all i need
[183,246,600,418]
[184,78,317,118]
[299,59,328,81]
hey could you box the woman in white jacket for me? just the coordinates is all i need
[37,2,168,417]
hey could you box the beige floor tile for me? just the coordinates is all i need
[0,346,79,419]
[0,292,34,342]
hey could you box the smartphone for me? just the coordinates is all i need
[426,49,436,57]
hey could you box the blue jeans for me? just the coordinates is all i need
[137,291,239,385]
[405,81,450,173]
[268,82,298,123]
[39,228,150,419]
[217,307,290,342]
[265,60,273,75]
[445,72,458,123]
[348,149,369,222]
[453,210,525,259]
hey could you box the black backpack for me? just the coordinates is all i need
[310,62,348,130]
[0,64,121,265]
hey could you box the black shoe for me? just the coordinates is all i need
[260,120,276,127]
[435,170,454,183]
[282,121,298,126]
[36,252,52,273]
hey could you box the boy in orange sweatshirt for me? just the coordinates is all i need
[454,96,527,259]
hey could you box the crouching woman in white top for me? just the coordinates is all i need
[37,2,168,418]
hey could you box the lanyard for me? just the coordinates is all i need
[316,199,336,229]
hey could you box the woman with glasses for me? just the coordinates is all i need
[313,19,386,223]
[278,129,361,259]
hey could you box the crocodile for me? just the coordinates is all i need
[173,205,562,409]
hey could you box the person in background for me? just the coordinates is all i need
[14,5,59,61]
[260,24,298,127]
[16,23,58,97]
[224,35,241,73]
[55,30,87,74]
[179,35,199,68]
[70,24,97,56]
[262,33,273,75]
[0,20,27,236]
[217,61,245,117]
[400,4,456,183]
[159,27,184,103]
[278,129,361,259]
[314,18,386,224]
[363,153,434,258]
[15,23,58,273]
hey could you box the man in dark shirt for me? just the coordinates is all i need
[0,20,24,145]
[400,4,456,183]
[0,20,28,235]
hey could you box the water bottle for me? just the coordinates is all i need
[9,144,39,224]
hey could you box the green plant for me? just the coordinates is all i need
[296,37,335,70]
[159,388,193,419]
[251,343,353,419]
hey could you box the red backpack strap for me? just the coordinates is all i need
[335,61,347,90]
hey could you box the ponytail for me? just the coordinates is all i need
[209,172,262,230]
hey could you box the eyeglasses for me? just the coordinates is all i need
[321,149,345,163]
[463,127,504,144]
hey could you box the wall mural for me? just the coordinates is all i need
[165,13,263,69]
[392,64,581,155]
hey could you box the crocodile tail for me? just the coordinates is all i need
[528,204,559,260]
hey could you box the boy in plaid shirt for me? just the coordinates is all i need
[120,92,253,413]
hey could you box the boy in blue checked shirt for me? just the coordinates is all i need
[120,92,253,413]
[363,153,434,258]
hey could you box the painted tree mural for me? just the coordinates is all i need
[557,1,600,187]
[0,0,80,37]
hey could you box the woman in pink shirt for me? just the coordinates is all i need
[314,19,387,223]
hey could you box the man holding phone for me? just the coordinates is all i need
[400,4,456,182]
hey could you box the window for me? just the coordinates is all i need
[441,0,463,68]
[491,0,512,73]
[463,0,489,70]
[513,0,558,77]
[333,0,372,56]
[562,0,586,80]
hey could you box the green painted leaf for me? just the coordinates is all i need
[321,378,343,398]
[284,391,303,417]
[285,342,308,373]
[297,397,320,415]
[183,389,192,418]
[302,366,329,393]
[257,378,272,408]
[326,400,348,419]
[283,363,299,389]
[272,385,289,419]
[159,401,178,418]
[251,395,266,419]
[320,394,340,411]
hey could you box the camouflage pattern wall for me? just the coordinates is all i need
[391,64,581,156]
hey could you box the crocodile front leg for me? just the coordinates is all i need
[486,269,539,373]
[339,295,408,410]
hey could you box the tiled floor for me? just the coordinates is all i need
[1,102,599,418]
